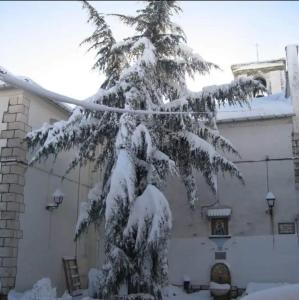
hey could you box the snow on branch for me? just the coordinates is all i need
[75,183,105,238]
[124,184,172,248]
[105,149,136,221]
[188,76,266,109]
[0,66,206,116]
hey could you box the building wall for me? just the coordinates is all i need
[0,88,30,295]
[0,88,99,295]
[165,117,299,288]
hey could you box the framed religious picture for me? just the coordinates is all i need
[211,218,229,236]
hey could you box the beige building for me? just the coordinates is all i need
[166,45,299,291]
[0,85,98,296]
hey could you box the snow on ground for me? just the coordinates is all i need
[240,284,299,300]
[163,285,211,300]
[243,282,288,295]
[8,278,72,300]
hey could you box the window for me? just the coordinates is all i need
[211,218,229,236]
[254,76,267,88]
[253,76,267,98]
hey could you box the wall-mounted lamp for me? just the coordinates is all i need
[46,189,64,211]
[266,191,276,216]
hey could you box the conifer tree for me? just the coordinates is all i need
[26,1,263,299]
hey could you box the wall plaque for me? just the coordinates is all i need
[278,222,295,234]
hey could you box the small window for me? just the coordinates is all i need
[254,76,267,88]
[254,76,267,98]
[211,218,229,236]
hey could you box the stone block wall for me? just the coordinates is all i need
[0,94,30,295]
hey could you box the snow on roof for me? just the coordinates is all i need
[231,59,285,73]
[217,92,294,123]
[207,208,232,218]
[242,284,299,300]
[0,79,72,113]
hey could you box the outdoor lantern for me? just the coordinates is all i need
[46,189,64,211]
[52,189,64,206]
[266,191,276,216]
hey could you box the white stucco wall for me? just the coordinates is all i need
[11,91,99,293]
[169,235,299,287]
[165,117,299,288]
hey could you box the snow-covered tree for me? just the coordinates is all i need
[26,1,264,299]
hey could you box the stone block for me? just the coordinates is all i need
[2,174,19,184]
[16,113,28,123]
[0,184,9,193]
[12,148,26,160]
[4,238,18,248]
[7,138,22,148]
[2,113,16,123]
[7,122,25,131]
[18,97,30,107]
[6,203,20,212]
[1,277,16,288]
[1,148,12,157]
[0,165,11,176]
[0,203,7,211]
[0,267,17,277]
[15,194,24,203]
[9,97,18,105]
[0,212,16,220]
[9,184,24,195]
[0,130,14,139]
[8,105,26,114]
[9,165,26,175]
[1,194,16,202]
[13,129,27,139]
[2,258,17,267]
[0,247,14,257]
[0,122,7,131]
[0,139,7,148]
[5,221,19,231]
[0,221,6,229]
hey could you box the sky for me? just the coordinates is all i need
[1,1,299,100]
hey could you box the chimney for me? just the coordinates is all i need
[285,44,299,131]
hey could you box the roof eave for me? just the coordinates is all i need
[217,113,295,124]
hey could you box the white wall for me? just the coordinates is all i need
[165,117,299,288]
[169,235,299,288]
[14,91,99,293]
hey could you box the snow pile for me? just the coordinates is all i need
[241,284,299,300]
[163,285,211,300]
[8,278,71,300]
[88,268,103,298]
[105,149,135,220]
[209,281,230,291]
[124,184,172,246]
[244,282,288,295]
[217,92,293,122]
